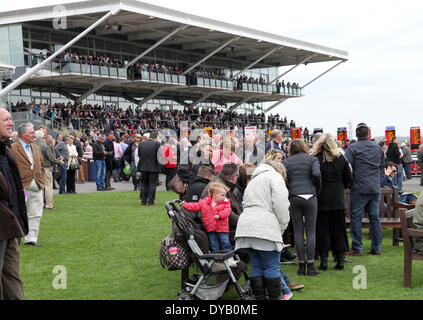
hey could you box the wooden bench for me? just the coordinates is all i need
[400,207,422,288]
[345,187,406,246]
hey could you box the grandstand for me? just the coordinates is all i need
[0,0,348,126]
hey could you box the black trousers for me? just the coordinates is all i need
[139,172,159,205]
[105,167,113,188]
[66,169,76,193]
[164,167,177,191]
[315,210,349,254]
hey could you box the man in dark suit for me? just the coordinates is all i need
[265,129,283,154]
[137,132,160,206]
[0,107,28,300]
[103,132,115,191]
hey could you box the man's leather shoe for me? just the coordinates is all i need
[97,188,105,191]
[344,250,362,256]
[367,250,381,255]
[44,207,56,210]
[24,242,42,247]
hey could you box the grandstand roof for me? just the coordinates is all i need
[0,0,348,66]
[0,61,15,75]
[0,0,348,110]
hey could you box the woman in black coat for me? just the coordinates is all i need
[312,134,353,270]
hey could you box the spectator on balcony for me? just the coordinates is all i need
[276,80,281,93]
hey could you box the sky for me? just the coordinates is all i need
[2,0,423,139]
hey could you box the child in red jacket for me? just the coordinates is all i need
[183,182,232,252]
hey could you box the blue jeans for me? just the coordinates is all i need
[280,273,291,294]
[95,160,106,189]
[208,232,232,252]
[58,163,67,194]
[392,164,403,191]
[247,249,281,279]
[350,192,382,253]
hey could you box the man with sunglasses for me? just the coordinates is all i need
[380,162,398,188]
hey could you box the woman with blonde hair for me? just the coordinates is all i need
[312,133,352,270]
[265,149,284,163]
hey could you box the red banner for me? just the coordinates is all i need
[290,128,301,140]
[410,127,421,152]
[337,127,347,142]
[385,127,396,145]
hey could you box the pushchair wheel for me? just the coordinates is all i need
[177,293,192,300]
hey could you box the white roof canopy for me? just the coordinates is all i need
[0,61,15,75]
[0,0,348,69]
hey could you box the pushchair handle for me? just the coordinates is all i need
[165,201,175,218]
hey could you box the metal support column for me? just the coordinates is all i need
[189,90,222,107]
[268,53,318,85]
[0,9,120,98]
[182,37,241,76]
[138,87,169,106]
[124,24,189,69]
[301,60,345,89]
[230,46,283,80]
[265,99,287,113]
[229,95,255,111]
[76,82,107,103]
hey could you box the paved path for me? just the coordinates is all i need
[54,174,168,195]
[55,174,423,195]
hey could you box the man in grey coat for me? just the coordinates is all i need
[401,143,412,180]
[33,131,63,209]
[54,136,70,194]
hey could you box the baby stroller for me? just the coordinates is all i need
[164,200,252,300]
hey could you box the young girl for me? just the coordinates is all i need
[183,182,232,252]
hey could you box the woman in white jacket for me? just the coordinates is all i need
[235,159,290,300]
[66,136,79,194]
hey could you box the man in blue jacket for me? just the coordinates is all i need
[345,123,385,256]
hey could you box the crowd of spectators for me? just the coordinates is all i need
[42,50,125,67]
[39,50,297,90]
[11,100,303,137]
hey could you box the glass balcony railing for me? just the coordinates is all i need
[129,70,187,86]
[27,54,127,80]
[24,54,302,96]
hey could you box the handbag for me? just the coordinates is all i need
[69,157,80,170]
[167,173,187,195]
[159,235,190,271]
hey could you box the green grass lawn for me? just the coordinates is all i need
[20,190,423,300]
